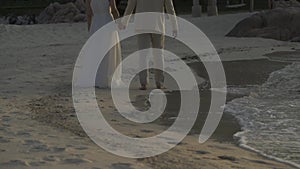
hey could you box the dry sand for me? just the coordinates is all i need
[0,13,300,169]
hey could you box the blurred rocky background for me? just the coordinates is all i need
[36,0,86,24]
[0,0,86,24]
[0,0,299,26]
[227,0,300,42]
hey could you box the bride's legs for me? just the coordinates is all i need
[95,54,109,88]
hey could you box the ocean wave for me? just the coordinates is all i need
[226,63,300,168]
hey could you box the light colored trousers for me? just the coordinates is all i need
[137,33,165,86]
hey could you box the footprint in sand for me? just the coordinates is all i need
[28,160,47,167]
[22,139,50,153]
[29,144,50,153]
[0,160,29,167]
[0,127,14,136]
[15,131,31,137]
[140,129,154,133]
[74,146,89,150]
[23,139,42,145]
[0,136,10,143]
[43,155,60,162]
[1,123,10,127]
[10,111,22,115]
[63,158,92,164]
[0,126,5,131]
[218,155,237,162]
[51,147,66,153]
[0,117,11,127]
[110,163,134,169]
[194,150,210,155]
[1,115,11,122]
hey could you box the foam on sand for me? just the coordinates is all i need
[226,63,300,168]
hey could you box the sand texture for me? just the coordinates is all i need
[0,13,300,169]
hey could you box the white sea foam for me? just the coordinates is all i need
[226,63,300,168]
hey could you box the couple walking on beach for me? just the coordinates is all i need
[85,0,178,90]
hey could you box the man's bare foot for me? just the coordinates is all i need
[139,84,147,90]
[156,84,166,89]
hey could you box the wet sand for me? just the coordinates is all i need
[134,58,290,143]
[27,58,296,169]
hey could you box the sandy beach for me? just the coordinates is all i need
[0,13,299,169]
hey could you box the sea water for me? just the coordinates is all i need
[226,63,300,168]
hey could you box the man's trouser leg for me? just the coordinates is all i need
[137,34,151,85]
[151,33,165,86]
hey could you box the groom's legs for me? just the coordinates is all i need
[151,34,165,87]
[137,34,151,86]
[137,33,165,87]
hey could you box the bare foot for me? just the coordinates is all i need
[139,84,147,90]
[156,84,166,89]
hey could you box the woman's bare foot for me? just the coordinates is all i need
[139,84,147,90]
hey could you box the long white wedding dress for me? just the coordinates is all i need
[89,0,122,88]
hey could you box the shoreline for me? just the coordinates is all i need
[234,130,300,169]
[27,58,298,169]
[190,58,299,168]
[220,57,299,168]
